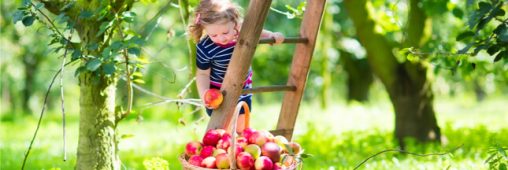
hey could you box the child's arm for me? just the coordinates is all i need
[261,30,285,44]
[196,68,211,104]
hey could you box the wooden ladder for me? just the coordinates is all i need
[207,0,327,141]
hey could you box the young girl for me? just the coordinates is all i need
[189,0,284,132]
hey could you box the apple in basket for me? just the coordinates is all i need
[185,141,202,157]
[228,144,244,157]
[215,153,230,169]
[217,133,232,150]
[244,144,261,159]
[200,146,215,158]
[203,129,221,146]
[188,155,203,167]
[249,131,269,146]
[273,162,283,170]
[261,142,282,163]
[204,89,223,109]
[236,136,248,148]
[236,152,255,170]
[213,148,226,156]
[201,156,217,168]
[242,127,256,140]
[255,156,274,170]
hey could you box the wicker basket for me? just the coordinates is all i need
[179,101,301,169]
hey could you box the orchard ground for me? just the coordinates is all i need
[1,93,507,169]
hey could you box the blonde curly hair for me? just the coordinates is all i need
[188,0,242,42]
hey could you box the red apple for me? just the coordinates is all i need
[236,136,248,148]
[242,128,256,140]
[200,145,215,158]
[215,153,230,169]
[204,89,223,109]
[217,133,232,150]
[273,162,283,170]
[203,129,221,146]
[216,128,227,137]
[185,141,202,157]
[201,156,217,168]
[261,142,282,163]
[236,152,254,170]
[254,156,273,170]
[249,131,269,146]
[227,144,244,157]
[188,155,203,167]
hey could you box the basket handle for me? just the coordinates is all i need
[228,101,250,170]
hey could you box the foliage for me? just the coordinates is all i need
[485,144,508,170]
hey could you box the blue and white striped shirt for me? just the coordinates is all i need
[196,36,252,98]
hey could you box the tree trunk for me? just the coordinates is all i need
[344,0,441,148]
[340,51,373,102]
[388,64,441,148]
[77,72,120,169]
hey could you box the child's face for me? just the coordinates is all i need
[204,21,237,45]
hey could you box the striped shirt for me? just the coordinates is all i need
[196,36,252,98]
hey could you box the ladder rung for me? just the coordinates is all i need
[258,37,308,44]
[269,128,294,137]
[242,85,296,94]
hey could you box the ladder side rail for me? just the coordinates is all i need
[276,0,327,140]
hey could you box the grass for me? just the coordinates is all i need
[1,95,507,169]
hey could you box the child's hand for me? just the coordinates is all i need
[271,32,285,44]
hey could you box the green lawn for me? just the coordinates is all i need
[1,95,507,169]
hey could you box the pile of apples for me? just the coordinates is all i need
[184,128,303,170]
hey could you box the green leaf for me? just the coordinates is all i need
[127,36,145,46]
[456,31,475,41]
[79,10,93,19]
[497,27,508,43]
[12,10,26,24]
[22,16,35,26]
[498,146,508,159]
[34,2,44,9]
[127,47,141,56]
[96,21,113,37]
[87,43,99,51]
[101,47,111,59]
[478,2,492,14]
[452,7,464,19]
[487,45,500,56]
[72,50,82,61]
[494,50,507,62]
[133,79,145,84]
[300,153,312,158]
[468,12,481,29]
[22,0,31,6]
[102,63,116,75]
[86,58,102,71]
[122,11,136,23]
[494,8,505,17]
[110,41,124,50]
[60,1,75,12]
[494,24,507,35]
[121,134,134,139]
